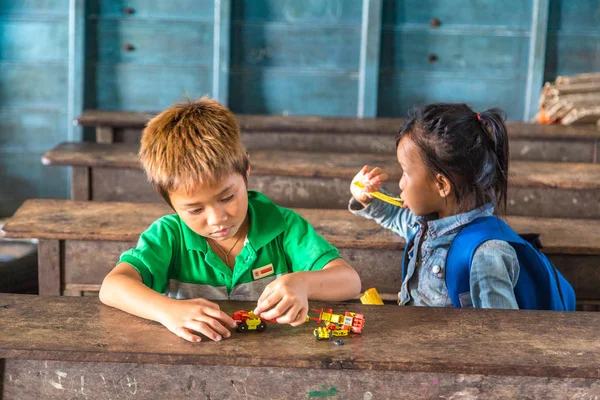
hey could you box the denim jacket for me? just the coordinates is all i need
[349,197,519,309]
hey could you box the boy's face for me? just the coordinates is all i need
[396,137,446,217]
[169,173,249,241]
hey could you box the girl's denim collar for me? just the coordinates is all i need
[414,203,495,239]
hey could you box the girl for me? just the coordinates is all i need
[349,103,519,309]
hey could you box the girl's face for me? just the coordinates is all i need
[169,173,249,242]
[397,137,453,218]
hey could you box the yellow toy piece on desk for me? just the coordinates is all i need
[360,287,384,305]
[353,181,404,207]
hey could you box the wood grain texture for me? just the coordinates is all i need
[42,143,600,190]
[1,294,600,378]
[74,110,600,140]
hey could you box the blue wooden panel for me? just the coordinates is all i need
[378,73,525,120]
[548,0,600,32]
[0,21,68,62]
[232,0,362,23]
[0,65,67,109]
[0,152,68,218]
[0,1,68,16]
[92,65,212,111]
[229,71,358,116]
[524,0,549,121]
[545,34,600,79]
[358,0,382,117]
[91,0,213,20]
[87,20,213,65]
[213,0,232,105]
[231,24,361,69]
[382,0,533,29]
[0,110,67,152]
[380,31,529,76]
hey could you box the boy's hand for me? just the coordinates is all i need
[253,274,309,327]
[159,298,237,343]
[350,165,388,207]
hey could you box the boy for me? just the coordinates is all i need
[99,98,362,343]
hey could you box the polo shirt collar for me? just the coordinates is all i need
[181,191,285,252]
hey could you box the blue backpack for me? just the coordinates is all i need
[402,216,576,311]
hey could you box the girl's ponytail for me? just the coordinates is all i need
[478,108,509,213]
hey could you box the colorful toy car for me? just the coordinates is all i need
[232,310,269,332]
[314,326,349,341]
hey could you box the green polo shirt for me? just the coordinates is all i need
[119,191,341,300]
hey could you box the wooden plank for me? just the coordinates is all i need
[1,294,600,378]
[92,0,214,20]
[357,0,382,117]
[524,0,550,121]
[3,359,600,399]
[212,0,230,105]
[3,199,600,255]
[42,143,600,191]
[74,110,600,140]
[37,240,61,296]
[70,167,90,200]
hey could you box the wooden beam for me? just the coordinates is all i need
[524,0,550,121]
[213,0,231,105]
[38,240,62,296]
[71,167,91,201]
[95,126,114,144]
[357,0,382,118]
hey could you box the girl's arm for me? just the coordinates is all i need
[469,240,520,309]
[349,196,418,240]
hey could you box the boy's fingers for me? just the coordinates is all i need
[177,327,202,343]
[254,289,280,315]
[255,285,275,312]
[186,321,223,342]
[290,307,308,327]
[277,304,304,325]
[261,298,293,321]
[194,316,232,338]
[203,307,236,328]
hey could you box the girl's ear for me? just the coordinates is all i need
[435,173,452,198]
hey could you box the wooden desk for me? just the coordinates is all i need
[75,110,600,164]
[0,294,599,399]
[42,143,600,218]
[3,199,600,310]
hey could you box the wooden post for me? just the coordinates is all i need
[523,0,550,121]
[38,240,62,296]
[71,167,91,201]
[357,0,382,118]
[213,0,231,105]
[95,126,114,144]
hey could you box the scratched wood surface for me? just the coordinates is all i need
[4,199,600,255]
[1,294,599,378]
[43,143,600,190]
[75,110,600,140]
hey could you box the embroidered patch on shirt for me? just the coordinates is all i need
[252,264,274,280]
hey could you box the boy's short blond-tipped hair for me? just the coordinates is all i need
[139,98,249,205]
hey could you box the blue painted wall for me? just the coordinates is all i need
[1,0,599,216]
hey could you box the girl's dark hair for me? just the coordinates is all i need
[395,103,509,214]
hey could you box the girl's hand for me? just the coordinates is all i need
[159,298,236,343]
[350,165,388,207]
[253,274,309,327]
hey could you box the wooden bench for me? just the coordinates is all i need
[76,110,600,163]
[2,199,599,311]
[43,142,600,219]
[1,294,599,399]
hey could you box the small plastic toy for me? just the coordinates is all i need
[333,339,345,346]
[309,308,365,340]
[232,310,275,333]
[360,287,384,305]
[353,181,404,207]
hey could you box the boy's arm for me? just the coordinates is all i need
[100,263,236,342]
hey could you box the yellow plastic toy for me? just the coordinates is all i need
[314,326,349,341]
[353,181,404,207]
[360,288,384,305]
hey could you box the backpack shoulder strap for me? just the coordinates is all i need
[446,216,520,307]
